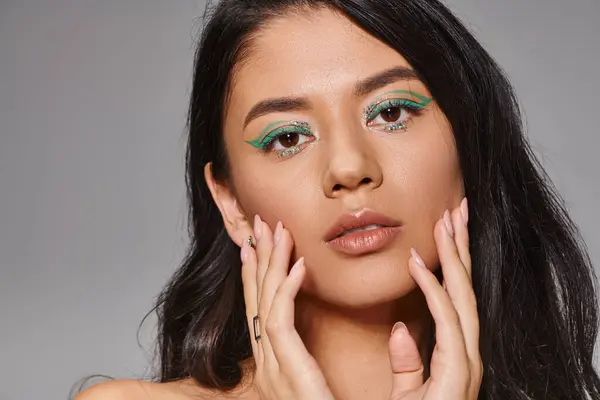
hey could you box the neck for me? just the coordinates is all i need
[294,289,432,400]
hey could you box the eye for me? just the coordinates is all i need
[365,98,427,132]
[268,131,312,151]
[370,103,408,125]
[260,122,317,158]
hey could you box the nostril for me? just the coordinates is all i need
[332,178,372,192]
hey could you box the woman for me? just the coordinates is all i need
[77,0,600,399]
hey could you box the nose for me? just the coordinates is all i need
[321,126,383,198]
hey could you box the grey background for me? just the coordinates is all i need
[0,1,598,399]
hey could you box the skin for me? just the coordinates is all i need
[76,7,482,400]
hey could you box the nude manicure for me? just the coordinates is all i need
[410,247,426,268]
[443,209,454,237]
[240,239,248,263]
[274,221,283,244]
[461,197,469,226]
[289,257,305,278]
[254,214,262,241]
[391,322,407,335]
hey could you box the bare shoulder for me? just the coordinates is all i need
[74,378,256,400]
[74,380,168,400]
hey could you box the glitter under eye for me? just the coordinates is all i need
[278,146,303,158]
[364,91,432,133]
[246,120,317,159]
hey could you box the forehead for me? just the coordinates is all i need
[227,8,412,117]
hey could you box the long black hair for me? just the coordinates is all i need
[153,0,600,398]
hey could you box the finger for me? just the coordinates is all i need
[436,210,473,312]
[240,237,262,364]
[408,248,470,381]
[253,216,278,371]
[388,322,424,398]
[254,215,274,303]
[453,198,472,281]
[267,258,317,376]
[259,222,293,318]
[450,202,483,393]
[451,201,482,385]
[436,211,480,366]
[259,222,295,372]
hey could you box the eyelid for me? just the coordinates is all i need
[254,120,288,145]
[263,123,312,144]
[246,121,313,149]
[364,90,432,121]
[366,99,423,121]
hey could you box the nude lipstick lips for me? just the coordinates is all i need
[324,210,402,256]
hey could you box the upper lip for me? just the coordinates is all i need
[324,209,402,242]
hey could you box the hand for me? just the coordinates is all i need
[240,215,335,400]
[388,198,483,399]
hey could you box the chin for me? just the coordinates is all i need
[301,256,418,310]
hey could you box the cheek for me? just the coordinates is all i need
[232,167,318,242]
[406,138,461,207]
[386,111,462,208]
[413,109,461,202]
[394,117,463,265]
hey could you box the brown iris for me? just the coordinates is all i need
[380,106,401,123]
[278,132,300,148]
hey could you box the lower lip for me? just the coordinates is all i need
[326,226,402,256]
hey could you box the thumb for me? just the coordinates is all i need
[389,322,424,399]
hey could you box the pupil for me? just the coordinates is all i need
[382,107,401,123]
[279,133,299,148]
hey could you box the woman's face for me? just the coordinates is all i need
[212,8,464,308]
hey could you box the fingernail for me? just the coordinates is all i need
[443,209,454,237]
[274,221,283,245]
[253,214,262,241]
[289,257,305,278]
[410,248,427,269]
[460,197,469,227]
[240,239,248,263]
[392,322,407,335]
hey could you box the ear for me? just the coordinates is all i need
[204,162,253,248]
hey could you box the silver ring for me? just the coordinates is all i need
[253,315,261,341]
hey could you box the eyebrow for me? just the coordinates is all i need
[243,97,311,129]
[242,66,419,129]
[353,66,419,97]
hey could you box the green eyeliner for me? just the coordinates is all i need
[390,90,432,104]
[246,120,313,150]
[364,90,432,121]
[245,120,287,148]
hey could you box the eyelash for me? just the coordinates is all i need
[365,98,427,132]
[258,122,317,158]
